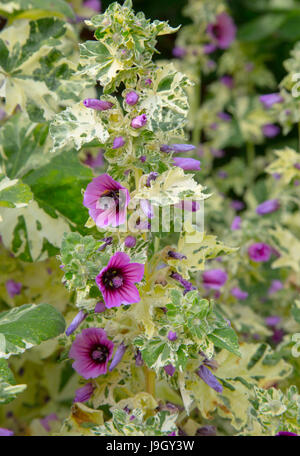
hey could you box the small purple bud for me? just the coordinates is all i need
[164,364,176,376]
[218,111,231,122]
[256,199,280,215]
[95,301,106,313]
[172,46,187,58]
[131,114,147,129]
[220,75,234,88]
[294,163,300,170]
[139,155,146,162]
[217,170,228,179]
[84,0,101,12]
[160,145,173,153]
[146,172,159,187]
[259,93,283,109]
[268,280,283,295]
[109,343,127,371]
[40,413,59,432]
[167,251,187,260]
[196,425,217,436]
[83,99,114,111]
[262,124,280,138]
[98,236,113,251]
[231,216,241,231]
[211,148,225,158]
[168,331,177,341]
[6,280,22,298]
[265,315,281,327]
[173,157,201,171]
[144,79,152,86]
[0,428,14,436]
[197,365,223,393]
[231,287,248,300]
[112,136,125,149]
[135,350,143,366]
[230,200,245,211]
[125,91,139,106]
[124,236,136,248]
[171,144,196,153]
[66,310,87,336]
[74,383,94,403]
[203,43,217,54]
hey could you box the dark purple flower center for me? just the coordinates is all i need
[102,268,124,289]
[212,24,222,39]
[91,344,109,363]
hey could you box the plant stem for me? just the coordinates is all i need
[246,142,255,168]
[192,75,201,146]
[144,366,156,397]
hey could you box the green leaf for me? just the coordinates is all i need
[208,328,241,357]
[0,174,33,208]
[0,359,26,404]
[0,303,65,359]
[237,14,286,42]
[0,0,75,19]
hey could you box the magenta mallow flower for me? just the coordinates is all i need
[173,157,201,171]
[248,243,272,262]
[268,279,283,295]
[40,413,58,432]
[131,114,147,129]
[84,0,101,12]
[125,91,139,106]
[256,199,280,215]
[231,287,248,300]
[124,236,136,248]
[84,150,104,169]
[112,136,125,149]
[231,216,241,231]
[262,124,280,138]
[83,174,130,228]
[260,93,283,109]
[207,12,236,49]
[95,252,144,308]
[0,428,14,436]
[83,98,114,111]
[6,279,22,298]
[196,365,223,393]
[109,342,127,371]
[66,310,87,336]
[69,328,114,379]
[164,364,175,376]
[74,383,94,403]
[168,331,177,341]
[202,269,227,290]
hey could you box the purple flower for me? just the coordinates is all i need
[265,315,281,327]
[6,280,22,298]
[173,157,201,171]
[168,331,177,341]
[74,383,94,403]
[259,93,283,109]
[231,200,245,211]
[112,136,125,149]
[218,112,231,122]
[69,328,114,379]
[231,216,241,231]
[196,426,217,436]
[98,236,113,252]
[131,114,147,129]
[95,252,144,308]
[109,342,127,371]
[256,199,280,215]
[272,328,285,345]
[168,251,187,260]
[160,144,195,153]
[231,287,248,300]
[0,428,14,436]
[66,310,87,336]
[207,13,236,49]
[146,172,159,187]
[135,350,143,366]
[276,431,298,436]
[196,365,223,393]
[83,174,130,228]
[262,124,280,138]
[84,150,104,169]
[218,170,228,179]
[203,43,217,54]
[164,364,176,376]
[40,413,58,432]
[220,75,234,88]
[140,155,146,163]
[84,0,101,12]
[172,46,187,58]
[268,279,283,295]
[202,269,227,290]
[125,91,139,106]
[170,272,196,294]
[124,236,136,248]
[273,173,281,180]
[248,243,272,262]
[95,301,106,313]
[144,78,152,86]
[294,163,300,170]
[83,99,114,111]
